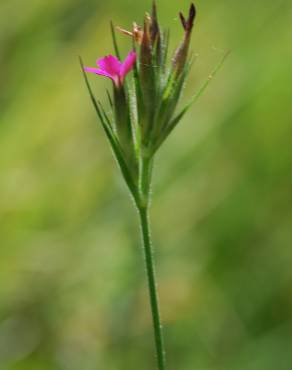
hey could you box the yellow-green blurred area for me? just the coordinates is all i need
[0,0,292,369]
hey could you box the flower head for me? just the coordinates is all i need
[84,51,136,88]
[81,1,226,176]
[80,1,227,205]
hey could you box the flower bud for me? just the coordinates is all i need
[172,3,196,75]
[150,0,163,69]
[140,13,153,69]
[139,12,156,141]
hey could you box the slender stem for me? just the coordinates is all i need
[138,206,166,370]
[139,156,152,203]
[137,153,166,370]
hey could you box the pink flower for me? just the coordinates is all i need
[84,51,137,88]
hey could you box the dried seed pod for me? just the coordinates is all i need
[116,23,143,44]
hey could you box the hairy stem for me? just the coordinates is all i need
[139,155,153,207]
[137,156,166,370]
[138,206,166,370]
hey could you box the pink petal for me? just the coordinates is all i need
[84,67,113,80]
[120,51,137,80]
[96,55,122,76]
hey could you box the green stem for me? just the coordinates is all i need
[139,155,153,207]
[137,156,166,370]
[138,207,166,370]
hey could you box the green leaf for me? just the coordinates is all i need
[106,89,113,109]
[150,57,194,144]
[155,50,230,151]
[161,29,170,71]
[97,100,115,135]
[162,56,194,119]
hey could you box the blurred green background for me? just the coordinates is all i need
[0,0,292,369]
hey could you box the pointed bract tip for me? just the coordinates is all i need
[179,12,187,30]
[143,12,152,34]
[179,3,196,32]
[187,3,196,30]
[152,0,157,16]
[173,3,197,75]
[150,0,160,42]
[144,12,151,21]
[190,3,196,19]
